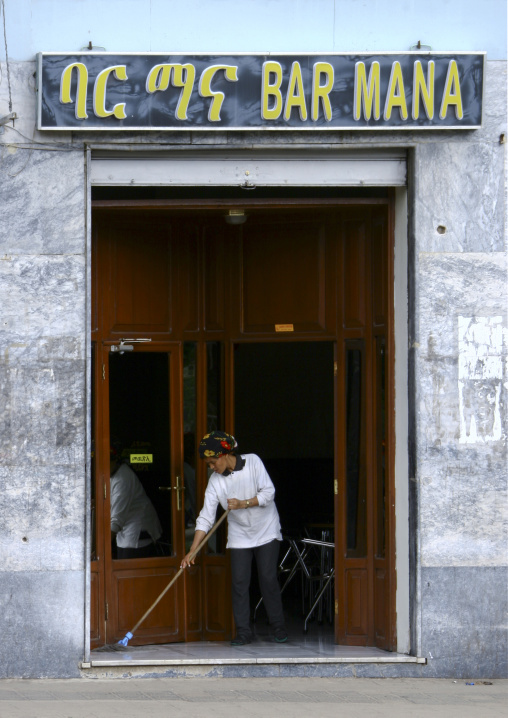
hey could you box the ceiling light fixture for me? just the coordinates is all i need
[224,209,247,225]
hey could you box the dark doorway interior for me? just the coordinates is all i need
[234,341,335,534]
[234,341,335,634]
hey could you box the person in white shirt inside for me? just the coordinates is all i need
[181,431,287,645]
[110,442,162,560]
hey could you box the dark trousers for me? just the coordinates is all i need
[229,539,285,637]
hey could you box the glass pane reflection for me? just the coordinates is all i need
[109,352,171,559]
[345,344,367,558]
[206,342,226,555]
[375,336,386,558]
[183,343,197,551]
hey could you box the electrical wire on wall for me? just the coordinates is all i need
[0,0,79,178]
[1,0,12,113]
[1,124,82,178]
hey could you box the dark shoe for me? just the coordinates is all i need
[231,635,252,646]
[273,628,288,643]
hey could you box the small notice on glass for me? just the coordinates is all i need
[275,324,294,332]
[130,454,153,463]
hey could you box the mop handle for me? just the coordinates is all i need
[129,509,230,635]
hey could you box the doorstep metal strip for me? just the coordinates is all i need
[87,644,426,668]
[88,657,426,667]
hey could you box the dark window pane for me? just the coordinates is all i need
[206,342,226,554]
[207,342,222,433]
[346,344,367,558]
[183,343,197,550]
[375,336,386,558]
[109,352,171,559]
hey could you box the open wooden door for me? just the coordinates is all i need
[91,211,234,647]
[335,207,395,650]
[101,342,185,645]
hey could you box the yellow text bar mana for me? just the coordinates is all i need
[130,454,153,463]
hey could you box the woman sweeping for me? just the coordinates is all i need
[181,431,288,645]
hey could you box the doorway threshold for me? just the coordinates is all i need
[87,637,425,674]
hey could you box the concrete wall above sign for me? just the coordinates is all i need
[37,52,484,131]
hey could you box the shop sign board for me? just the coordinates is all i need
[37,52,484,131]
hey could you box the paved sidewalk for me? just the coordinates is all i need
[0,677,506,718]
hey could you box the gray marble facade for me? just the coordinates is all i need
[0,115,87,676]
[0,59,506,678]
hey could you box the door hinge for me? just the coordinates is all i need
[334,479,338,495]
[104,482,107,499]
[102,364,105,380]
[335,599,339,615]
[334,361,338,376]
[105,602,109,621]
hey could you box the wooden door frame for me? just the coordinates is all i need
[91,196,397,649]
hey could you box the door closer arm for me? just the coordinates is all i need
[110,338,152,354]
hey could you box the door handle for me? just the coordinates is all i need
[173,475,185,511]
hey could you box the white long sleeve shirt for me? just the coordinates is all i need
[195,454,282,549]
[110,463,162,549]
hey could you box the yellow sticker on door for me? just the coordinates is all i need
[130,454,153,463]
[275,324,294,332]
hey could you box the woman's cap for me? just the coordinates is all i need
[199,431,237,459]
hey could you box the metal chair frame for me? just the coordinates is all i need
[253,536,335,633]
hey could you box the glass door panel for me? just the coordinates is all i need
[375,336,386,559]
[345,342,367,559]
[205,341,227,556]
[109,351,172,559]
[104,345,184,646]
[183,343,197,551]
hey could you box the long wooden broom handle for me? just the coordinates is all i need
[129,509,230,635]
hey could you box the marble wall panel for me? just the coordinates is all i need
[0,360,85,465]
[417,354,461,447]
[418,254,506,356]
[414,143,505,253]
[0,570,84,678]
[414,253,507,568]
[418,454,507,567]
[0,73,88,592]
[0,146,85,256]
[0,355,86,574]
[419,566,508,678]
[0,254,85,344]
[0,463,85,571]
[417,253,506,442]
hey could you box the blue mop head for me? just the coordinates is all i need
[117,632,133,647]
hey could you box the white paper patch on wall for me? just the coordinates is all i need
[458,316,504,443]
